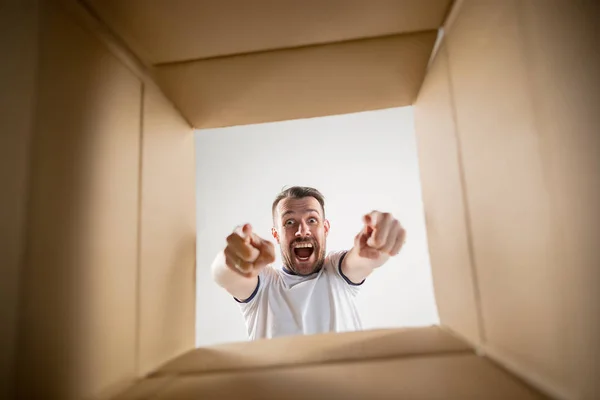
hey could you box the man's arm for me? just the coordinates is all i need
[211,250,259,301]
[211,224,275,301]
[341,211,406,284]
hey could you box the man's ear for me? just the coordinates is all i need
[324,219,331,236]
[271,227,280,243]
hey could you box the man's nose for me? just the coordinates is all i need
[295,221,312,237]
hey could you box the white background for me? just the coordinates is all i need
[194,107,439,346]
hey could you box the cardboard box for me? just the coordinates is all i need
[1,1,598,399]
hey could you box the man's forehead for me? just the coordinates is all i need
[277,197,323,216]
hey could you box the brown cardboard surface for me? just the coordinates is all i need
[55,0,194,130]
[152,326,472,376]
[417,1,600,398]
[137,84,196,376]
[519,0,600,399]
[446,1,589,397]
[111,377,175,400]
[15,0,141,398]
[414,43,481,346]
[125,354,548,400]
[0,1,39,398]
[7,1,199,398]
[155,31,437,128]
[447,0,561,387]
[84,0,452,64]
[112,327,549,400]
[517,2,600,397]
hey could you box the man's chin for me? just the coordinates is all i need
[292,261,318,276]
[290,255,325,275]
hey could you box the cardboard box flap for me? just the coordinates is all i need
[150,326,472,377]
[154,31,438,129]
[116,354,549,400]
[85,0,453,63]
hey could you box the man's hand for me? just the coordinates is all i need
[225,224,275,278]
[354,211,406,260]
[341,211,406,284]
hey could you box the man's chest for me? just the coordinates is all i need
[264,275,335,332]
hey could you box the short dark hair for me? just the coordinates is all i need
[272,186,326,220]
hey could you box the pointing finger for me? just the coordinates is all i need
[242,223,253,240]
[367,212,392,249]
[227,232,260,261]
[363,212,378,229]
[234,224,253,242]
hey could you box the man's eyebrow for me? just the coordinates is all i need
[281,209,321,218]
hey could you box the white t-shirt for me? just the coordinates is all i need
[235,250,364,340]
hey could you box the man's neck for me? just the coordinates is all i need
[282,265,322,276]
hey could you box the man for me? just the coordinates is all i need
[211,186,406,340]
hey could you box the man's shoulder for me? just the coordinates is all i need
[259,265,281,279]
[324,250,348,268]
[324,250,364,289]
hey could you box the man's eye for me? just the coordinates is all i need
[308,218,317,224]
[285,220,295,226]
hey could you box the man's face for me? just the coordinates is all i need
[272,196,330,275]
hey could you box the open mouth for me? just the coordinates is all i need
[292,242,315,262]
